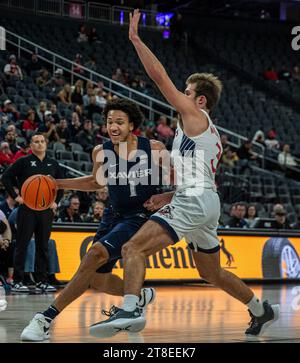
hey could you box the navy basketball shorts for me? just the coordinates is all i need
[93,213,148,273]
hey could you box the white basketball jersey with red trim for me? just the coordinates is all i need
[171,109,222,190]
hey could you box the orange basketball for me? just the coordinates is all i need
[21,175,57,211]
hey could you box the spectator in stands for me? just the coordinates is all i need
[36,69,50,89]
[22,109,38,132]
[220,134,230,153]
[0,190,17,219]
[75,104,84,123]
[86,80,94,92]
[6,124,21,138]
[26,53,43,77]
[69,112,82,139]
[56,118,71,146]
[5,129,19,154]
[95,187,109,207]
[278,65,292,82]
[270,205,292,229]
[123,70,132,86]
[95,87,107,109]
[156,115,174,141]
[58,84,72,106]
[71,80,84,106]
[12,141,31,162]
[88,27,100,44]
[226,202,249,228]
[131,72,147,93]
[83,87,95,107]
[99,123,109,140]
[263,65,278,81]
[221,148,239,169]
[77,25,88,43]
[85,56,97,74]
[265,129,280,149]
[85,95,103,120]
[85,201,104,223]
[0,142,14,167]
[39,111,60,144]
[4,55,23,81]
[278,144,297,167]
[112,68,125,84]
[291,66,300,82]
[50,103,60,124]
[50,68,65,91]
[245,204,258,228]
[0,100,20,124]
[236,139,258,172]
[75,119,96,153]
[73,54,85,76]
[36,101,47,125]
[252,130,265,147]
[57,195,83,223]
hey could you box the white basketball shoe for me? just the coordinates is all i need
[20,313,51,341]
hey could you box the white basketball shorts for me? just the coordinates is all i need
[150,187,221,253]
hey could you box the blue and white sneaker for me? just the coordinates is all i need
[35,282,57,293]
[245,300,280,336]
[20,313,51,341]
[89,305,146,337]
[11,282,29,294]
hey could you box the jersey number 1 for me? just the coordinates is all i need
[129,181,137,197]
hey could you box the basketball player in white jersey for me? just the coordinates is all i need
[93,9,280,337]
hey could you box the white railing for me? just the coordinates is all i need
[5,29,176,122]
[88,2,111,24]
[59,162,86,176]
[36,0,62,16]
[3,30,273,165]
[0,1,161,29]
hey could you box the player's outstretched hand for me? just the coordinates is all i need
[129,9,141,42]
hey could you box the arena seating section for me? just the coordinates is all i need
[1,14,300,226]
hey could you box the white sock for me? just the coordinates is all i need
[246,295,264,317]
[123,295,139,312]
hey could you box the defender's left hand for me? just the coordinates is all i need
[129,9,141,42]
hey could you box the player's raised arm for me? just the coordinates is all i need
[129,9,207,136]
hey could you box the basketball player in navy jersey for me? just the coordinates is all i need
[21,99,170,341]
[94,10,280,337]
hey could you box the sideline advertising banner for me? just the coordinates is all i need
[51,231,300,281]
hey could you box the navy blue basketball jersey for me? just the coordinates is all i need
[102,137,159,215]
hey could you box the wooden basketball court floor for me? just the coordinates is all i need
[1,284,299,343]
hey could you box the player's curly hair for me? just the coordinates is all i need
[103,99,144,130]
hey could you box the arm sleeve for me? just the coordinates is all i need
[1,159,23,199]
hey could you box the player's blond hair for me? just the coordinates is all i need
[186,73,223,111]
